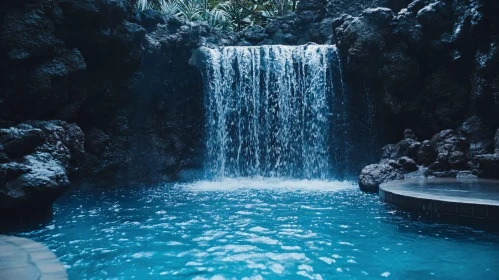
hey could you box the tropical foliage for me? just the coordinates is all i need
[135,0,298,31]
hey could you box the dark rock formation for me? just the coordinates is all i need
[429,129,469,155]
[0,121,84,213]
[458,116,496,156]
[359,118,499,192]
[474,154,499,178]
[417,140,437,166]
[381,129,420,161]
[333,0,499,141]
[0,0,239,215]
[233,0,411,46]
[359,163,404,192]
[0,0,236,186]
[494,128,499,154]
[120,18,236,183]
[399,156,418,172]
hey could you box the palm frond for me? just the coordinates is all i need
[134,0,294,31]
[158,0,180,16]
[204,2,233,30]
[137,0,150,11]
[176,0,204,21]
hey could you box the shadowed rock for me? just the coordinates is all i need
[475,154,499,178]
[495,128,499,154]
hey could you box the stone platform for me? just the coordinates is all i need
[380,178,499,227]
[0,235,67,280]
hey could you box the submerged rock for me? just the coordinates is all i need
[358,164,404,192]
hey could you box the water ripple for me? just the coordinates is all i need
[11,180,499,280]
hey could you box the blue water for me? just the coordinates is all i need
[16,179,499,279]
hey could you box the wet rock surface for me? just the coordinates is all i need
[0,0,238,214]
[333,0,499,140]
[0,0,236,187]
[359,122,499,192]
[0,121,84,213]
[359,163,404,192]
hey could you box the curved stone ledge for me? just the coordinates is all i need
[0,235,67,280]
[380,178,499,228]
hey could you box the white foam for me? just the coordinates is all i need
[207,245,258,253]
[297,271,323,280]
[247,236,280,245]
[281,245,301,250]
[131,252,154,258]
[265,252,308,261]
[166,241,183,246]
[249,226,269,233]
[222,253,265,262]
[319,257,335,264]
[179,178,356,192]
[298,264,314,272]
[270,263,285,274]
[242,276,264,280]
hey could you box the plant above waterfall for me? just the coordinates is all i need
[135,0,297,31]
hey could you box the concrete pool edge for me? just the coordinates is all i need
[379,178,499,228]
[0,235,67,280]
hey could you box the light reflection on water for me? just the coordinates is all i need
[15,179,499,280]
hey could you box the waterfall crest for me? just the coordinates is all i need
[201,45,351,180]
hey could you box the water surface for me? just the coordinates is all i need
[15,179,499,279]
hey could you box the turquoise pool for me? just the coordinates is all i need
[15,179,499,279]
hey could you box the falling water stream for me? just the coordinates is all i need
[202,45,351,180]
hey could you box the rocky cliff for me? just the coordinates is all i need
[334,0,499,191]
[0,0,238,214]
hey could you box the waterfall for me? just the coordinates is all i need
[201,45,351,180]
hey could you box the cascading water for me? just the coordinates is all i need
[201,45,352,180]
